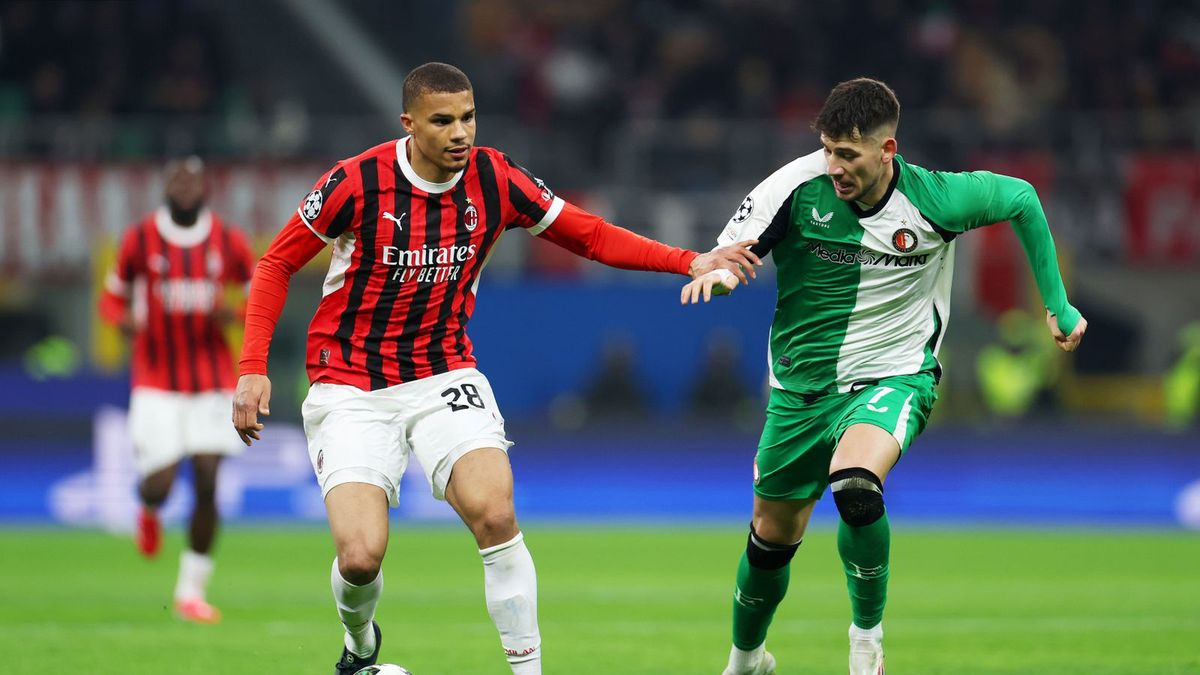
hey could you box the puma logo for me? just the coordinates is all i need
[383,211,407,229]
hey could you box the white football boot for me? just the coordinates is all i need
[721,644,777,675]
[848,622,884,674]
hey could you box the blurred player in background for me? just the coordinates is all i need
[98,157,256,624]
[682,78,1088,675]
[231,62,759,675]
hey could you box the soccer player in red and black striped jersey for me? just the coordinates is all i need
[98,157,255,625]
[232,62,760,675]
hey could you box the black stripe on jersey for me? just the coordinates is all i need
[157,230,180,391]
[326,198,357,240]
[924,305,944,383]
[178,244,202,392]
[393,191,443,383]
[425,185,473,375]
[751,192,795,258]
[920,211,957,243]
[135,226,157,370]
[334,158,378,366]
[363,162,412,388]
[507,179,548,225]
[453,151,503,358]
[358,158,397,390]
[204,232,223,389]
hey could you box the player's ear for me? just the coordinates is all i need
[881,136,897,164]
[400,112,415,135]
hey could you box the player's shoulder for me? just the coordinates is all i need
[333,140,401,175]
[756,148,827,194]
[472,145,509,168]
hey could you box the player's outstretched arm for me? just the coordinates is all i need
[537,201,760,279]
[681,269,740,305]
[233,374,271,445]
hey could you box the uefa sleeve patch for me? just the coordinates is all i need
[301,189,324,223]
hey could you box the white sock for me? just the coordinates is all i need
[174,549,214,601]
[728,643,765,672]
[331,558,382,658]
[480,532,540,674]
[850,622,884,640]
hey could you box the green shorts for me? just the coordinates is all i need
[754,372,938,501]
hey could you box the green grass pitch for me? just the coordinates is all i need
[1,525,1198,674]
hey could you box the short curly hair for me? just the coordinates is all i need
[813,78,900,140]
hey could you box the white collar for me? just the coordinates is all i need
[155,207,212,247]
[396,136,464,194]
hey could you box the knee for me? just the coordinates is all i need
[337,544,384,584]
[830,468,885,527]
[471,505,518,548]
[744,524,801,570]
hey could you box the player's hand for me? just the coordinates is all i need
[233,374,272,446]
[689,240,761,284]
[1046,309,1087,353]
[117,314,137,339]
[681,270,739,304]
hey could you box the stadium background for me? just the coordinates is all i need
[0,1,1197,673]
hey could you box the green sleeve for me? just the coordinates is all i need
[916,169,1081,335]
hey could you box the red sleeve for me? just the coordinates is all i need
[97,226,140,324]
[296,163,358,241]
[501,152,562,231]
[238,215,328,376]
[537,201,698,275]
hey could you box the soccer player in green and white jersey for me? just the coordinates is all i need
[681,78,1088,675]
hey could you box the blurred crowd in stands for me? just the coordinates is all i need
[1,0,1197,158]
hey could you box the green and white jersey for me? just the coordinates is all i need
[719,151,1080,395]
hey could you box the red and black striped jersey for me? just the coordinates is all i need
[241,137,696,391]
[99,209,256,392]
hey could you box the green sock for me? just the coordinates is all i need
[731,550,791,650]
[837,513,890,629]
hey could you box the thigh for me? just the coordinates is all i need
[325,482,390,561]
[752,494,817,544]
[129,388,185,476]
[302,383,408,507]
[407,369,513,501]
[753,388,841,501]
[834,373,938,464]
[182,390,244,457]
[443,447,514,522]
[190,453,222,494]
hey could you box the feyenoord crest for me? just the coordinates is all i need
[732,195,754,223]
[302,189,324,221]
[892,228,918,253]
[464,199,479,231]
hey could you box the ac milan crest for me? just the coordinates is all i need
[464,199,479,231]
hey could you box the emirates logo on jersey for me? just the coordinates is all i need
[464,198,479,231]
[892,228,918,253]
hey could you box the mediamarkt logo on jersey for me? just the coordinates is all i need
[382,242,479,283]
[807,241,929,268]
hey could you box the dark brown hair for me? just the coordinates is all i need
[813,77,900,140]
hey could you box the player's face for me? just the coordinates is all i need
[164,163,207,213]
[820,132,895,205]
[401,89,477,181]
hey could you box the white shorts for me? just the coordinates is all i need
[301,368,513,506]
[128,387,244,476]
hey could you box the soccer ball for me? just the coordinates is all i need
[354,666,412,675]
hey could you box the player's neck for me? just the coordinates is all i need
[406,141,455,184]
[857,162,894,209]
[168,205,201,227]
